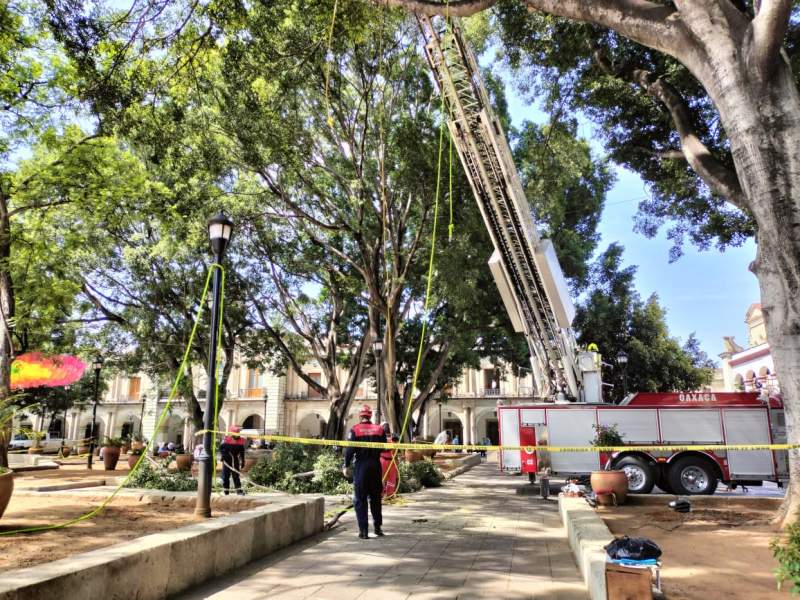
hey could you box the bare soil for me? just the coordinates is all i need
[1,478,262,571]
[601,501,791,599]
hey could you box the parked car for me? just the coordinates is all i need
[9,433,68,453]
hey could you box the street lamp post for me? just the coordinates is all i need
[87,357,103,470]
[372,339,384,425]
[438,397,443,434]
[261,392,268,448]
[195,212,234,518]
[616,351,629,400]
[139,395,146,436]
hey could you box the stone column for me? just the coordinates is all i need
[141,394,159,442]
[106,411,116,438]
[465,406,473,445]
[469,407,476,445]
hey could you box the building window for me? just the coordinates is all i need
[308,372,322,398]
[128,377,141,401]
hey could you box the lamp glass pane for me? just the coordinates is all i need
[209,222,225,240]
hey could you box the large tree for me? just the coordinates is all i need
[382,0,800,522]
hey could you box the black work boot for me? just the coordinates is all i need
[374,526,385,537]
[358,529,369,539]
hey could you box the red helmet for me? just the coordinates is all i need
[358,405,373,418]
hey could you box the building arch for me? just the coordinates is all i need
[296,412,326,438]
[474,407,499,445]
[734,373,745,391]
[242,414,264,430]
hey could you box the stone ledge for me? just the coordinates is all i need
[444,453,482,479]
[0,495,324,600]
[559,495,614,600]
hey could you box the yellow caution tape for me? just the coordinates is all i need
[197,430,797,453]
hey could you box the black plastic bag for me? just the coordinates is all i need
[605,536,662,560]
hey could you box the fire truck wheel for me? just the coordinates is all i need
[615,456,655,494]
[668,456,719,495]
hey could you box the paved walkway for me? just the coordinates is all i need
[181,461,587,600]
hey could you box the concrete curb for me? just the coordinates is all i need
[0,495,324,600]
[444,453,482,480]
[559,495,614,600]
[626,493,781,509]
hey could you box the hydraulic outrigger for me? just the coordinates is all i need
[417,15,602,402]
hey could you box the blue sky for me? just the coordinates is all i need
[501,82,760,361]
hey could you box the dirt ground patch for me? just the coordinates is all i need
[0,490,262,572]
[601,502,790,599]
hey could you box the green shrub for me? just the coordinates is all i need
[772,521,800,594]
[398,459,443,492]
[410,458,444,487]
[312,451,353,495]
[124,460,197,492]
[248,445,351,495]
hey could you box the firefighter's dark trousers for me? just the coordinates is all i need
[353,459,382,531]
[222,460,241,493]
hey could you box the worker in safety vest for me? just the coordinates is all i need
[343,405,387,539]
[220,425,246,495]
[587,343,602,370]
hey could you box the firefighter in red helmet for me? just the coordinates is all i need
[343,404,387,539]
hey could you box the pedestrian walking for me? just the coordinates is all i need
[343,405,387,539]
[220,425,246,495]
[452,433,460,453]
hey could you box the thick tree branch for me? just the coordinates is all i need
[80,281,126,324]
[752,0,792,75]
[378,0,681,54]
[376,0,497,17]
[631,69,747,210]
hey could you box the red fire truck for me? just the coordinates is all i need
[498,391,789,495]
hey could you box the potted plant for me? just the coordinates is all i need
[59,443,71,458]
[130,434,145,452]
[102,437,124,470]
[127,447,144,469]
[589,423,628,505]
[120,435,131,455]
[27,431,45,454]
[174,445,193,472]
[0,398,21,520]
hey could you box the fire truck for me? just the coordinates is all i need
[419,17,788,494]
[498,392,789,494]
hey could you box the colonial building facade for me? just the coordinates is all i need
[19,356,536,447]
[718,303,780,395]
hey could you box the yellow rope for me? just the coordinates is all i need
[0,264,225,536]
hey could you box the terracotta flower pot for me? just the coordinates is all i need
[28,446,42,455]
[0,468,13,520]
[158,451,170,459]
[103,446,121,471]
[60,446,71,458]
[405,450,424,463]
[175,454,193,472]
[127,454,140,469]
[121,444,130,454]
[131,441,145,451]
[590,470,629,506]
[78,445,90,456]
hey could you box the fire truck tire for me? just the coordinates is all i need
[614,456,655,494]
[668,456,719,495]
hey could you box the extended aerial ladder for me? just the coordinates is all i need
[418,15,602,402]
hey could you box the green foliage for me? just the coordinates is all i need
[102,437,124,448]
[772,522,800,594]
[248,443,351,494]
[592,423,624,447]
[575,244,713,402]
[492,3,756,258]
[124,460,197,492]
[399,458,443,491]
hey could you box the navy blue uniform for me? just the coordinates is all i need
[344,421,387,533]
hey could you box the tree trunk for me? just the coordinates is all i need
[0,197,13,470]
[325,394,350,440]
[686,44,800,524]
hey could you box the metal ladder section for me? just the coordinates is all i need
[418,15,581,400]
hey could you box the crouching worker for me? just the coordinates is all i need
[220,425,246,496]
[343,405,387,539]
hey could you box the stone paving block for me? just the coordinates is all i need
[178,463,587,600]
